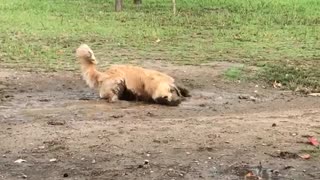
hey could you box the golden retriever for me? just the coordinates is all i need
[75,44,190,106]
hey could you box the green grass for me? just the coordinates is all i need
[300,149,320,157]
[224,65,245,80]
[0,0,319,89]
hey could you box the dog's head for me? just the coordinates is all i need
[152,83,183,106]
[75,44,98,65]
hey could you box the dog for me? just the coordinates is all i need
[75,44,190,106]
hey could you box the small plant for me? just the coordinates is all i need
[224,65,245,80]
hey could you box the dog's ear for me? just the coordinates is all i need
[87,50,97,64]
[176,85,191,97]
[170,84,182,97]
[76,44,98,64]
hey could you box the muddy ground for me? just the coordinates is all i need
[0,62,320,180]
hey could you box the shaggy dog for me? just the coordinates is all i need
[75,44,190,106]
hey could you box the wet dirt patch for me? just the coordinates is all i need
[1,63,320,179]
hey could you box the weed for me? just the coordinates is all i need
[224,65,245,80]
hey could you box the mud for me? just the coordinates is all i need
[1,62,320,180]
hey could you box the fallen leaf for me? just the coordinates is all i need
[21,174,27,179]
[299,154,311,160]
[308,93,320,97]
[308,137,319,147]
[244,172,261,179]
[273,81,282,88]
[289,132,297,136]
[245,172,254,177]
[283,165,294,170]
[49,158,57,162]
[14,159,27,163]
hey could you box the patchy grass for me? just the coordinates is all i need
[0,0,319,89]
[258,62,320,92]
[300,148,320,158]
[224,65,245,80]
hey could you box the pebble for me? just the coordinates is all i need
[22,174,27,179]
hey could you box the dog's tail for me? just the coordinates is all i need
[76,44,98,64]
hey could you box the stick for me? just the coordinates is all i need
[172,0,176,15]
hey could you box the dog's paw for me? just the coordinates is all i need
[107,95,119,103]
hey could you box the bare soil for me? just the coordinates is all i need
[1,62,320,180]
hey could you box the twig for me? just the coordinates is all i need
[172,0,176,15]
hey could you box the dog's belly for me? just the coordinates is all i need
[119,87,152,102]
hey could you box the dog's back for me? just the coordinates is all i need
[105,65,190,105]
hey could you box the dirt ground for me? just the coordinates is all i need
[1,62,320,180]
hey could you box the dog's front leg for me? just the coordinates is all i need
[107,95,119,103]
[99,78,125,103]
[99,90,119,103]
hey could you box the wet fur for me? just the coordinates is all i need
[75,44,190,106]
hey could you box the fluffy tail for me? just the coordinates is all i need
[76,44,98,64]
[76,44,101,89]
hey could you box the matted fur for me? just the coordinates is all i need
[75,44,190,106]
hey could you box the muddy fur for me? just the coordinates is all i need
[75,44,190,106]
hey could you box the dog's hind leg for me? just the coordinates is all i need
[99,78,125,103]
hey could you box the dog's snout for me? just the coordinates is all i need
[155,96,181,106]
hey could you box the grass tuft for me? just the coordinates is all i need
[224,65,245,80]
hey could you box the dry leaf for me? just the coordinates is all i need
[245,172,254,177]
[308,136,319,146]
[49,158,57,162]
[299,154,311,159]
[308,93,320,97]
[14,159,26,163]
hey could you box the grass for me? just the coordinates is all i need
[300,149,320,158]
[224,65,245,80]
[0,0,319,90]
